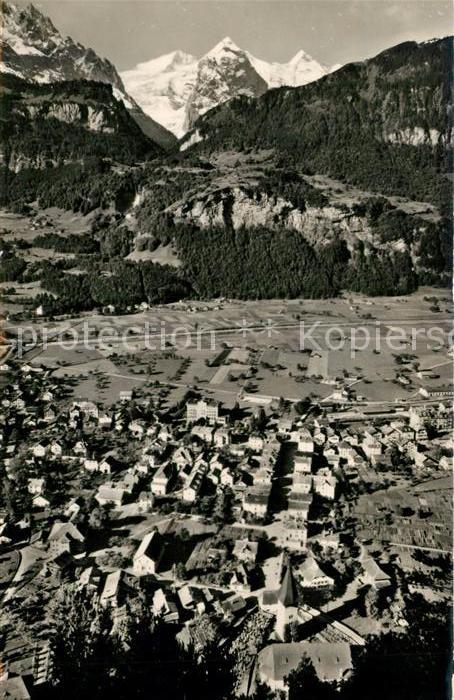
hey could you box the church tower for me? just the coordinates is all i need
[275,561,299,640]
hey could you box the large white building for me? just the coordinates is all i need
[186,399,219,424]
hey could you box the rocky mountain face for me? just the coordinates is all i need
[0,6,450,299]
[128,37,451,296]
[184,38,269,132]
[1,1,122,86]
[0,0,176,149]
[165,187,380,272]
[122,37,329,136]
[180,37,452,208]
[130,153,449,298]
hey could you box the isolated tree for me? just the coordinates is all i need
[88,504,111,530]
[363,585,381,619]
[48,588,114,698]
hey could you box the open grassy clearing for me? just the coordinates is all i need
[0,206,96,242]
[305,174,441,222]
[126,243,181,266]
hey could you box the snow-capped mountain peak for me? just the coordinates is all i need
[166,50,198,70]
[247,48,328,89]
[122,38,332,137]
[184,38,267,132]
[121,50,199,138]
[1,1,124,87]
[2,1,339,144]
[131,50,197,77]
[289,49,316,65]
[204,36,243,59]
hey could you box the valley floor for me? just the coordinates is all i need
[4,286,452,410]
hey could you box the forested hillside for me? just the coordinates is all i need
[182,37,452,209]
[1,75,161,161]
[0,75,162,206]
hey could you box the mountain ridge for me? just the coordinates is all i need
[180,36,452,207]
[0,0,177,150]
[0,32,450,302]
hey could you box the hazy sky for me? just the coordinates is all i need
[16,0,452,70]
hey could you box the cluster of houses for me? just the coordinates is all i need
[0,360,452,698]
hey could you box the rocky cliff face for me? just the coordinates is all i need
[1,1,123,86]
[162,178,443,272]
[168,185,374,249]
[21,101,115,133]
[183,38,269,132]
[383,126,442,147]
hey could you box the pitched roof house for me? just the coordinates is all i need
[95,485,126,507]
[47,522,85,559]
[298,554,334,589]
[133,531,164,576]
[359,558,391,589]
